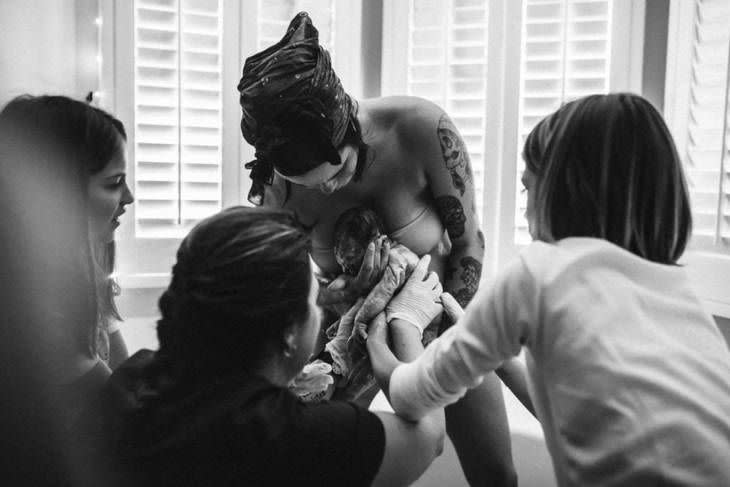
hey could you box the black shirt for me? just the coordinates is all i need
[102,350,385,487]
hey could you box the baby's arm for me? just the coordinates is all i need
[388,258,537,420]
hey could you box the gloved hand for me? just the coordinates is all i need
[440,291,465,324]
[385,255,443,336]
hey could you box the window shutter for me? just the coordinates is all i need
[405,0,489,223]
[133,0,223,238]
[682,0,730,252]
[514,0,613,243]
[257,0,336,55]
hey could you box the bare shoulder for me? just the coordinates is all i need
[365,96,445,150]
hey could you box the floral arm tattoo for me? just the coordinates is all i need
[437,115,473,196]
[431,115,484,316]
[437,196,482,309]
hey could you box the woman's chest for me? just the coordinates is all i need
[286,163,448,273]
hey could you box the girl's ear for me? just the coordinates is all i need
[282,326,298,358]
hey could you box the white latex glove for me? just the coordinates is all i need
[440,291,465,324]
[385,255,443,335]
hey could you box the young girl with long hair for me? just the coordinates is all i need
[0,94,134,484]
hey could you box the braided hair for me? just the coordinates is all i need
[156,206,313,382]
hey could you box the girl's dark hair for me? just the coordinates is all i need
[0,95,127,357]
[522,93,692,264]
[156,206,313,381]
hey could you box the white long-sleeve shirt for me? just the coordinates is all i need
[390,238,730,486]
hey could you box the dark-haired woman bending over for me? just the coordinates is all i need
[102,206,445,487]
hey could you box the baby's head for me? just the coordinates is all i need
[522,93,692,265]
[333,207,385,275]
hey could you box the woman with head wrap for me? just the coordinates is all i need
[239,12,523,485]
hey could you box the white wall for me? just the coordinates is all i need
[0,0,101,106]
[0,0,79,106]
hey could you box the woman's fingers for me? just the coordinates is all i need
[355,236,391,292]
[327,274,349,291]
[356,241,376,286]
[380,237,391,270]
[424,271,440,289]
[440,292,464,321]
[371,237,383,279]
[341,297,365,325]
[408,254,431,283]
[367,311,388,344]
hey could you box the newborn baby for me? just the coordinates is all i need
[293,207,442,403]
[327,207,422,402]
[332,207,391,276]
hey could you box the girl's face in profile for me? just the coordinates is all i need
[87,143,134,243]
[521,168,538,240]
[280,144,358,194]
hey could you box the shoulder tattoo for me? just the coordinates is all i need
[436,195,466,239]
[437,114,473,196]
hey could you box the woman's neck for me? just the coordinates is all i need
[252,356,294,388]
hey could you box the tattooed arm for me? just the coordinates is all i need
[398,109,515,485]
[427,113,483,311]
[432,115,536,418]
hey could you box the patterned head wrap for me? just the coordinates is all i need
[238,12,355,205]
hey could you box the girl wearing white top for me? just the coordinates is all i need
[367,93,730,486]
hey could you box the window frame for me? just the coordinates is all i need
[492,0,644,276]
[107,0,243,288]
[665,0,730,318]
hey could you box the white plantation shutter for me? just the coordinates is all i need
[134,0,223,238]
[514,0,613,244]
[680,0,730,252]
[665,0,730,316]
[257,0,336,55]
[405,0,489,224]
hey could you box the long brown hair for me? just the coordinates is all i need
[0,95,127,358]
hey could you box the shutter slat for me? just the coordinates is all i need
[406,0,488,223]
[682,0,730,249]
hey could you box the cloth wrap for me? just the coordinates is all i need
[238,11,354,205]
